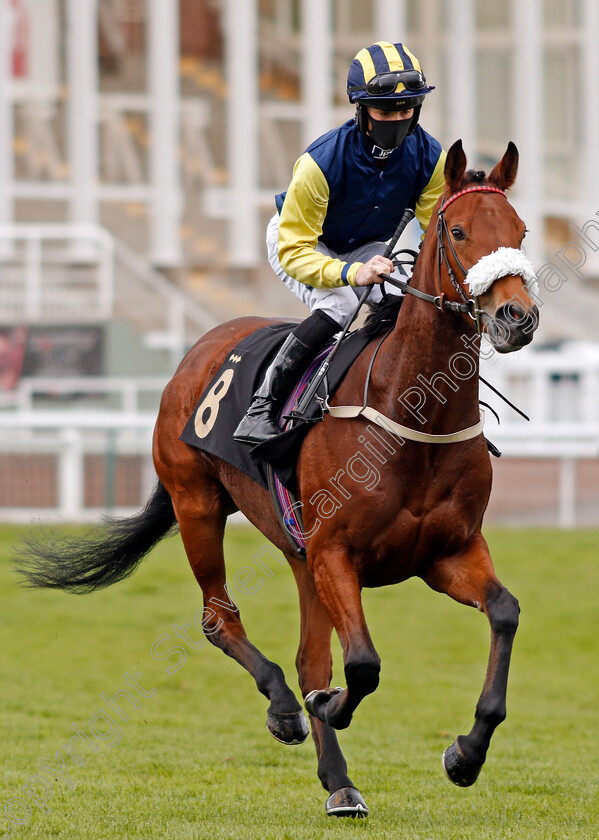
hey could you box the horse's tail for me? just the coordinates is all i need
[14,481,176,593]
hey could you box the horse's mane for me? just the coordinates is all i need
[363,293,404,337]
[363,169,488,338]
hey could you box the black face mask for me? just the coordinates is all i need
[368,115,411,157]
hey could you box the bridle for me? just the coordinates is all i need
[435,185,507,331]
[382,184,509,331]
[310,185,533,440]
[325,183,529,442]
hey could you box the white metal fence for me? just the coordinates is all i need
[0,375,166,412]
[479,342,599,527]
[0,413,595,527]
[0,225,114,322]
[0,345,597,526]
[0,224,217,367]
[0,410,156,522]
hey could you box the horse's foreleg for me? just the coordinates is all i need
[174,498,308,745]
[289,556,369,817]
[304,548,381,732]
[424,533,520,787]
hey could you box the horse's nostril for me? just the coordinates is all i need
[507,304,522,322]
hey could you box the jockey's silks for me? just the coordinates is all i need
[274,120,445,290]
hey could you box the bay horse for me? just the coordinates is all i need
[17,141,539,817]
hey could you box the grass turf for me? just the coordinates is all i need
[1,524,598,839]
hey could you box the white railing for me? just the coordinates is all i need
[0,224,114,322]
[480,342,599,426]
[0,376,167,412]
[0,414,596,527]
[0,346,597,526]
[487,429,599,529]
[0,411,156,523]
[478,342,599,527]
[0,224,217,368]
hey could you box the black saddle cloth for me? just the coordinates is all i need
[180,322,373,491]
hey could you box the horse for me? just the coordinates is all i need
[16,140,539,817]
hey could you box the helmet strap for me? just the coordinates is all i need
[407,104,422,134]
[355,102,369,135]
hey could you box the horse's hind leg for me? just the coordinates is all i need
[290,556,369,817]
[423,532,520,787]
[170,483,308,745]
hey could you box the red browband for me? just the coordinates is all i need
[439,185,507,214]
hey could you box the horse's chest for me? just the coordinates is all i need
[357,514,460,586]
[354,456,490,586]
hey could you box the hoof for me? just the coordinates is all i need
[442,740,483,787]
[304,687,344,722]
[326,787,369,818]
[266,710,309,745]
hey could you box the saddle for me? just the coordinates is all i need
[180,322,373,493]
[181,320,504,556]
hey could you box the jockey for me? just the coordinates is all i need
[234,41,446,446]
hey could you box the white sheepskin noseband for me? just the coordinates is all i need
[465,247,539,298]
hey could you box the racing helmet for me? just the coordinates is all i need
[347,41,435,135]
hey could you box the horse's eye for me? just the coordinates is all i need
[522,229,529,239]
[451,227,465,241]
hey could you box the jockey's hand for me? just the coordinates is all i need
[354,256,394,286]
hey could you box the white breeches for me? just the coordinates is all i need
[266,213,405,325]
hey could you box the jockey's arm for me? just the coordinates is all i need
[277,153,363,289]
[414,149,447,235]
[278,146,447,288]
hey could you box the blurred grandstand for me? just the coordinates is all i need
[0,0,597,525]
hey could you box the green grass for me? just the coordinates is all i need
[1,524,598,839]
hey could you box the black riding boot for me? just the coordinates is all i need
[233,310,340,446]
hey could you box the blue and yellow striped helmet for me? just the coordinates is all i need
[347,41,435,110]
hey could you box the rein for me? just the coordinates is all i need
[379,271,476,317]
[382,184,511,327]
[326,185,525,445]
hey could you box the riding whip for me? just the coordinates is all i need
[288,207,416,422]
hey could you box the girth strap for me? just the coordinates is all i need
[328,405,485,444]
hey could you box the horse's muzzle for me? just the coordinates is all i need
[484,301,539,353]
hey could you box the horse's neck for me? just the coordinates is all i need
[372,245,481,433]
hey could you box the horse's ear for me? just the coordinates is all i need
[444,140,467,194]
[488,141,519,190]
